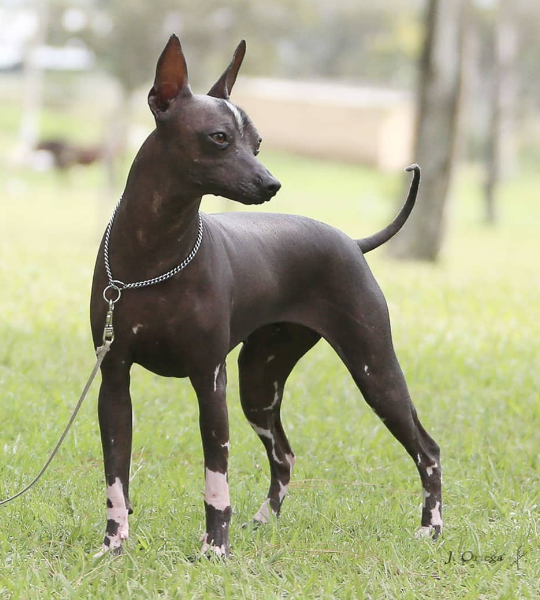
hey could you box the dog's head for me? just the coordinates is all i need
[148,35,281,205]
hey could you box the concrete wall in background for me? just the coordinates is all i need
[234,78,414,172]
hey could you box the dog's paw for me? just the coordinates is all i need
[414,524,442,541]
[200,533,229,559]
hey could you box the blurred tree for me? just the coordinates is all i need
[390,0,470,261]
[16,0,49,161]
[484,0,518,225]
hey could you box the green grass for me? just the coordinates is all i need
[0,130,540,599]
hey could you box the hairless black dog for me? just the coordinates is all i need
[90,35,442,558]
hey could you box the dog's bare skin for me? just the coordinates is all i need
[90,36,442,557]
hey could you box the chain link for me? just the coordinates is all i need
[103,196,204,291]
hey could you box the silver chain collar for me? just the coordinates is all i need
[102,196,204,306]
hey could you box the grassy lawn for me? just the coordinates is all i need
[0,118,539,598]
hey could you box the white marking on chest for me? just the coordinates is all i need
[364,364,370,375]
[266,355,275,363]
[430,501,443,528]
[222,441,230,452]
[417,454,422,465]
[132,323,143,335]
[225,101,244,133]
[426,463,438,477]
[204,468,230,511]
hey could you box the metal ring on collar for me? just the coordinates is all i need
[103,284,122,304]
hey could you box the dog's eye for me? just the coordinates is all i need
[210,132,228,145]
[254,138,262,156]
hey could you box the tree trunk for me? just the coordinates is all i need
[483,1,518,225]
[389,0,469,261]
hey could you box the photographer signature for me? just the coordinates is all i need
[444,547,525,568]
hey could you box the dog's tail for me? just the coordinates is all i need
[356,164,420,254]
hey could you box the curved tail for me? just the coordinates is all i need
[357,164,420,254]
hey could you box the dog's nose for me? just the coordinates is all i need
[265,177,281,194]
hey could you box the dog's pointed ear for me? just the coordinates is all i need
[148,35,191,119]
[207,40,246,99]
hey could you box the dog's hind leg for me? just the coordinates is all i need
[95,359,133,556]
[328,303,443,539]
[238,323,320,523]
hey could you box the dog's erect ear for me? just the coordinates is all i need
[148,35,191,119]
[207,40,246,99]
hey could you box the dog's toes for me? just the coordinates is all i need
[200,532,230,560]
[414,525,442,541]
[414,525,434,539]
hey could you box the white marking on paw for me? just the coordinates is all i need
[266,355,275,363]
[200,532,227,557]
[204,468,230,511]
[253,498,277,524]
[96,477,129,556]
[430,501,443,528]
[213,365,221,392]
[415,525,434,538]
[225,101,244,133]
[426,463,438,477]
[132,323,143,334]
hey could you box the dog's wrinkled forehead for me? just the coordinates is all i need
[186,94,254,137]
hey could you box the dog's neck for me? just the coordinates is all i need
[109,133,203,284]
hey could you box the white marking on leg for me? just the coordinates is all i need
[430,501,443,528]
[221,441,230,452]
[225,101,244,133]
[266,355,275,363]
[204,469,230,511]
[248,421,284,465]
[278,481,288,502]
[263,381,280,411]
[426,463,438,477]
[213,365,221,392]
[422,489,431,507]
[286,453,296,468]
[132,323,143,334]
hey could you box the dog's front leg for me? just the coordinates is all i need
[190,362,231,558]
[95,361,133,557]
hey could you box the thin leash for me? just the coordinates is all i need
[0,199,203,506]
